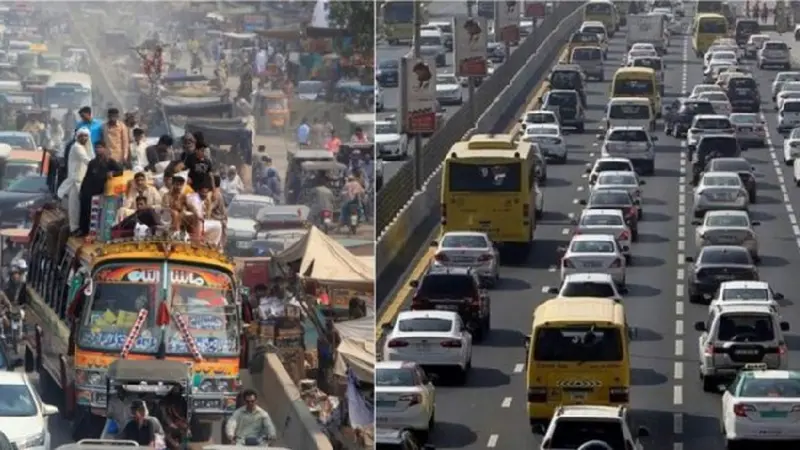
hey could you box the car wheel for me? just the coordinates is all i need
[786,158,794,167]
[624,254,631,265]
[689,290,704,304]
[535,208,543,220]
[702,374,717,392]
[750,191,757,204]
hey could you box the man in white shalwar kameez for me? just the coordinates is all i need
[57,128,92,234]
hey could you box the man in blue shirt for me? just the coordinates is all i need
[296,117,310,148]
[75,106,103,152]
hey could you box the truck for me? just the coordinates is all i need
[626,14,667,55]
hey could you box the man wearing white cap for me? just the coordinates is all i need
[57,128,92,234]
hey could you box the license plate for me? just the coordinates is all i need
[717,236,738,243]
[435,304,458,311]
[716,275,736,280]
[453,257,473,263]
[583,261,603,268]
[760,411,788,419]
[570,392,587,401]
[735,349,759,355]
[740,127,752,132]
[416,343,430,351]
[714,193,732,201]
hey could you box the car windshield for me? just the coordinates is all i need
[590,191,631,205]
[441,234,489,248]
[695,118,731,129]
[711,52,736,60]
[572,48,601,60]
[632,58,662,70]
[398,317,453,332]
[729,114,758,124]
[598,174,637,185]
[581,214,623,226]
[608,104,649,119]
[375,367,416,387]
[699,249,751,265]
[703,175,741,187]
[595,161,632,172]
[547,92,577,106]
[0,384,36,417]
[728,78,756,90]
[722,288,770,300]
[784,102,800,112]
[4,175,46,193]
[706,215,749,227]
[0,134,33,149]
[614,78,654,96]
[375,122,396,134]
[447,162,522,193]
[227,199,272,219]
[419,274,475,298]
[379,60,399,70]
[702,93,729,102]
[608,130,648,141]
[765,42,787,50]
[524,112,556,123]
[418,36,441,46]
[561,282,617,298]
[437,75,458,85]
[717,313,775,341]
[777,73,800,83]
[533,325,624,362]
[1,163,38,188]
[570,240,616,253]
[549,419,625,450]
[739,378,800,397]
[712,159,750,172]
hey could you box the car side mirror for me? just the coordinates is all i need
[691,220,701,226]
[717,383,730,393]
[381,323,393,331]
[637,426,650,438]
[781,322,791,331]
[547,287,559,294]
[752,221,760,226]
[409,280,419,288]
[557,246,566,253]
[622,245,630,252]
[633,198,641,205]
[42,404,59,416]
[596,133,603,139]
[775,292,785,300]
[578,199,587,205]
[694,321,707,332]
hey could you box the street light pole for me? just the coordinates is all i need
[467,1,476,125]
[413,0,424,190]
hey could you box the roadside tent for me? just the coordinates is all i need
[333,315,374,382]
[275,226,373,291]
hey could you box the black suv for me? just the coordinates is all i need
[735,19,760,47]
[409,266,491,340]
[664,98,716,137]
[726,77,760,113]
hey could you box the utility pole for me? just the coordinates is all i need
[467,1,476,125]
[413,0,424,190]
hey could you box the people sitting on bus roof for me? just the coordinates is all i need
[77,142,123,237]
[117,172,161,222]
[145,134,176,173]
[113,195,161,239]
[103,107,130,166]
[194,174,224,247]
[163,174,193,237]
[175,132,214,189]
[130,128,148,171]
[57,128,91,235]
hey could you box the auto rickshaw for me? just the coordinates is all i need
[285,149,335,204]
[254,89,289,135]
[298,160,348,215]
[345,113,375,140]
[0,227,30,275]
[4,148,48,187]
[99,360,197,443]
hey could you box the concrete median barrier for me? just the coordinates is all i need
[376,3,588,305]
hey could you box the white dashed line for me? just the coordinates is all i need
[486,434,499,448]
[674,34,689,425]
[759,112,800,247]
[501,397,512,408]
[513,363,524,373]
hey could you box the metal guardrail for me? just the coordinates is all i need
[376,3,577,234]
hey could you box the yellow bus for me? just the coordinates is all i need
[381,0,428,45]
[611,67,661,118]
[525,297,632,421]
[693,13,728,57]
[584,0,619,35]
[441,141,537,256]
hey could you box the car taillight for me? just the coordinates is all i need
[562,258,575,268]
[626,207,636,218]
[780,343,788,355]
[609,386,629,403]
[609,258,622,268]
[434,253,449,262]
[387,339,409,348]
[477,254,493,262]
[523,203,530,217]
[440,339,462,348]
[704,344,719,356]
[321,210,332,218]
[399,393,421,406]
[733,403,755,417]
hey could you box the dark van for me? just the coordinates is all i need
[726,76,760,113]
[735,19,761,46]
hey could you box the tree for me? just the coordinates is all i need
[327,0,375,55]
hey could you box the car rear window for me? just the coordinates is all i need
[717,313,775,341]
[561,282,617,298]
[398,317,453,332]
[699,249,751,265]
[375,367,416,387]
[418,274,475,298]
[590,191,632,205]
[441,235,488,248]
[581,214,624,226]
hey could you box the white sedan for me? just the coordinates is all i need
[776,90,800,111]
[519,109,560,129]
[721,366,800,446]
[708,281,784,313]
[559,234,627,285]
[691,209,760,260]
[572,208,632,262]
[375,120,408,160]
[693,172,750,217]
[382,310,473,382]
[432,231,499,287]
[522,123,567,163]
[783,128,800,165]
[548,272,626,300]
[772,72,800,100]
[0,371,59,450]
[586,157,636,185]
[629,42,657,53]
[375,361,436,437]
[592,170,645,218]
[691,84,725,98]
[696,91,732,116]
[435,74,463,105]
[626,48,657,65]
[705,50,738,69]
[704,61,736,83]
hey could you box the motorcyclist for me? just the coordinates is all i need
[225,389,277,445]
[341,175,366,227]
[310,174,336,228]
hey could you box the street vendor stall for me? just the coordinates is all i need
[333,316,374,383]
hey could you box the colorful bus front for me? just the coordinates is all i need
[441,153,536,254]
[73,258,242,417]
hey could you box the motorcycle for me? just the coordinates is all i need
[1,306,24,355]
[347,203,359,235]
[320,210,333,234]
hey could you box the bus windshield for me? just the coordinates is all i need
[383,1,413,23]
[448,161,523,193]
[699,19,727,34]
[165,265,239,356]
[533,325,624,362]
[44,85,91,109]
[79,264,160,354]
[613,78,654,96]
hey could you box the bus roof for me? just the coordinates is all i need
[695,13,727,21]
[533,297,625,327]
[465,133,518,150]
[614,67,656,76]
[586,0,614,4]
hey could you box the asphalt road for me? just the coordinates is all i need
[380,11,800,450]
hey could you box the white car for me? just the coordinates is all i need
[772,72,800,100]
[696,91,732,115]
[592,171,645,218]
[708,281,783,313]
[691,84,725,98]
[693,172,749,217]
[745,34,770,58]
[705,61,737,83]
[776,90,800,110]
[0,371,58,450]
[226,194,275,247]
[779,99,800,132]
[432,231,499,287]
[783,127,800,165]
[522,123,567,163]
[605,97,654,131]
[435,74,463,105]
[375,120,408,160]
[692,209,760,260]
[586,157,636,185]
[626,48,657,64]
[519,109,560,130]
[540,405,649,449]
[571,208,632,262]
[599,126,656,175]
[559,234,627,286]
[720,365,800,447]
[382,310,473,382]
[629,42,657,53]
[375,361,436,436]
[548,272,626,300]
[729,113,767,148]
[706,50,738,69]
[758,40,791,69]
[686,114,735,150]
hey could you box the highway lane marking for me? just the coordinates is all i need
[758,112,800,247]
[513,363,524,373]
[486,434,499,448]
[501,397,512,408]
